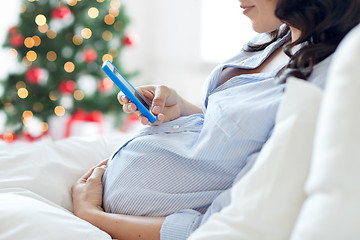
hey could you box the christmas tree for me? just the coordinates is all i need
[0,0,136,141]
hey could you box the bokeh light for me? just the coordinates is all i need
[22,110,33,120]
[18,88,29,99]
[49,91,58,101]
[35,14,47,26]
[102,54,113,62]
[110,0,121,9]
[33,36,41,46]
[20,3,27,13]
[16,81,26,89]
[88,7,99,18]
[4,103,14,113]
[109,8,119,17]
[72,35,83,45]
[54,106,66,116]
[47,29,57,39]
[22,57,32,67]
[102,31,112,41]
[64,61,75,73]
[24,37,35,48]
[3,133,15,143]
[102,77,114,89]
[104,14,115,25]
[26,50,37,62]
[67,0,77,6]
[73,90,85,100]
[38,24,48,33]
[42,122,49,132]
[81,28,92,39]
[46,51,57,61]
[8,48,18,58]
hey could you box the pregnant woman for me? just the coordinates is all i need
[72,0,360,239]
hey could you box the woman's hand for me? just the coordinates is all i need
[118,85,202,125]
[71,159,108,219]
[71,158,165,240]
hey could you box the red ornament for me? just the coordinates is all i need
[1,132,17,143]
[25,67,47,85]
[59,80,76,94]
[9,33,24,48]
[99,78,113,92]
[8,26,18,35]
[83,49,98,63]
[52,6,71,19]
[122,33,138,47]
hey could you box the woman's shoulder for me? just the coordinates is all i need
[308,54,334,89]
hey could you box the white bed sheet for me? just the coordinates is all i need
[0,132,130,240]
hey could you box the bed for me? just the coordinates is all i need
[1,24,360,240]
[0,133,128,240]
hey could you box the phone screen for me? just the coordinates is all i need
[111,66,151,110]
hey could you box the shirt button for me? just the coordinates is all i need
[172,125,180,129]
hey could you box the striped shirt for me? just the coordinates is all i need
[102,30,331,239]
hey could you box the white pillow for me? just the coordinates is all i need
[0,133,127,212]
[189,78,323,240]
[0,188,112,240]
[290,24,360,239]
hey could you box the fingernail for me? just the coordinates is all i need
[158,113,164,122]
[118,96,124,104]
[152,106,160,114]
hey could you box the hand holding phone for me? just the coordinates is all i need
[102,60,157,123]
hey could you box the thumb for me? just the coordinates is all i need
[151,85,173,114]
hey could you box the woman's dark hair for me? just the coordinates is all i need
[246,0,360,82]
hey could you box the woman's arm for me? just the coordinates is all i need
[72,159,165,240]
[118,85,202,125]
[78,207,165,240]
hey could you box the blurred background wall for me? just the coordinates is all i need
[121,0,255,104]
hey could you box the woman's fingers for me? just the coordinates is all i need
[151,85,172,113]
[72,160,107,215]
[124,103,137,112]
[117,92,127,104]
[118,92,137,113]
[79,159,108,182]
[117,85,180,125]
[87,165,107,183]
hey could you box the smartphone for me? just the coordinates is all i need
[102,60,157,123]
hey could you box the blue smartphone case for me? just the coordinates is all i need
[102,60,157,123]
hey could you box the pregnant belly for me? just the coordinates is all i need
[101,132,234,216]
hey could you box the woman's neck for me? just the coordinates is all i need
[290,27,301,42]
